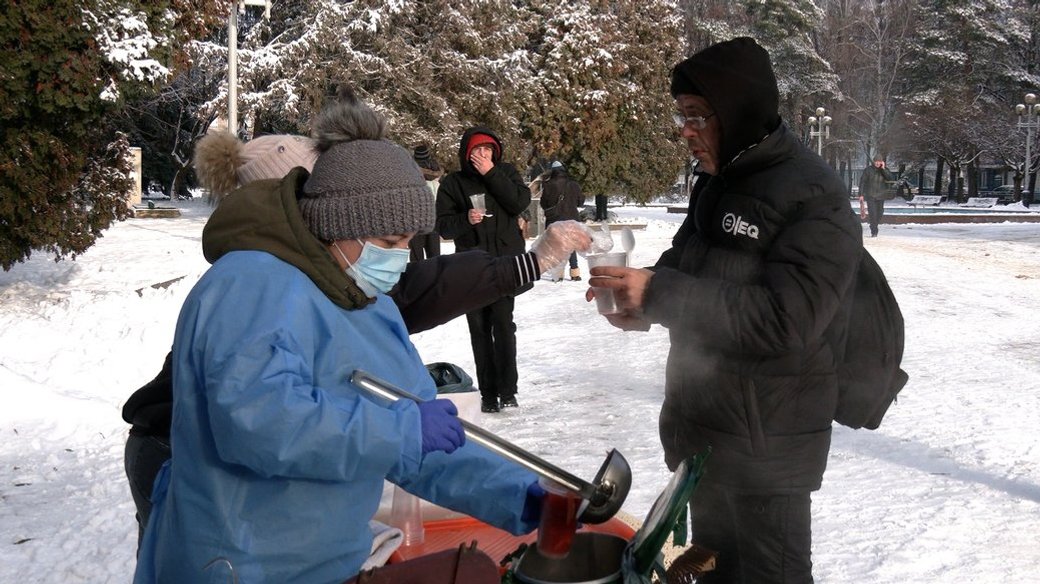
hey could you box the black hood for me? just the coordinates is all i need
[456,126,504,176]
[670,37,782,170]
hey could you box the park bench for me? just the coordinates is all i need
[907,195,942,207]
[960,197,998,208]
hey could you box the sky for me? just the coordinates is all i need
[1,199,1039,583]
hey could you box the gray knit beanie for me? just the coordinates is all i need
[300,92,434,241]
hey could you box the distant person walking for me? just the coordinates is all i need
[410,144,443,261]
[859,157,894,237]
[539,160,585,281]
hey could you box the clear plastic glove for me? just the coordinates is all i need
[531,220,593,274]
[581,222,615,257]
[418,399,465,455]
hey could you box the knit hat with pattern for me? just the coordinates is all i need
[300,96,435,241]
[193,132,318,204]
[413,143,443,180]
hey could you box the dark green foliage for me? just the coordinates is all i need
[521,0,687,203]
[0,0,225,270]
[224,0,686,204]
[0,0,134,270]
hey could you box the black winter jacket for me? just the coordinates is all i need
[859,165,894,201]
[646,124,862,493]
[122,249,528,435]
[123,169,532,436]
[540,170,584,224]
[436,127,531,258]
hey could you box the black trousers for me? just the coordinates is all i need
[465,295,517,402]
[594,195,608,221]
[866,198,885,236]
[690,482,814,584]
[409,232,441,262]
[124,432,172,551]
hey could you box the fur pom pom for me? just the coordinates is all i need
[193,132,243,204]
[311,86,386,152]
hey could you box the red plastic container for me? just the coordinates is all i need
[536,478,581,558]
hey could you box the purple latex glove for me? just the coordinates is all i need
[418,399,465,455]
[521,480,546,524]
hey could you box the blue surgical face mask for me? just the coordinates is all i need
[334,240,410,297]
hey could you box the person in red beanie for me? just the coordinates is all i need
[436,127,531,413]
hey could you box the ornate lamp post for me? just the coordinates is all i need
[807,107,832,157]
[228,0,272,136]
[1015,93,1040,204]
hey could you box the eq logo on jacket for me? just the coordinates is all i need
[722,212,760,239]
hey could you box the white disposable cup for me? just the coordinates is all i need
[389,485,424,546]
[469,194,486,211]
[587,252,628,315]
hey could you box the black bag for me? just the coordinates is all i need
[425,362,474,394]
[832,251,909,429]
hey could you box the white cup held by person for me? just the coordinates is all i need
[586,252,627,315]
[469,193,492,217]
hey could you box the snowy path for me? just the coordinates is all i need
[1,202,1038,582]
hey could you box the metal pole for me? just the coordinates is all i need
[1017,94,1039,203]
[228,6,238,136]
[350,370,596,498]
[1026,121,1032,202]
[817,122,823,156]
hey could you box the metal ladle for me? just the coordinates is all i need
[351,370,631,524]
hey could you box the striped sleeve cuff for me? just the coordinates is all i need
[514,252,539,287]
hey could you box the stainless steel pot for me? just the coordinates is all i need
[513,533,627,584]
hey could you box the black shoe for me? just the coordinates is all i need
[481,399,500,413]
[500,396,518,408]
[570,275,582,282]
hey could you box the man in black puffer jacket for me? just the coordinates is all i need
[436,127,532,413]
[588,38,863,583]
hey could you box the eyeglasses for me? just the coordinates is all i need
[672,112,716,130]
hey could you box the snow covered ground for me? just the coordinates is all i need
[1,199,1038,583]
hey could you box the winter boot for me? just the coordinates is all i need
[546,262,566,283]
[569,267,582,281]
[481,398,500,413]
[500,395,518,408]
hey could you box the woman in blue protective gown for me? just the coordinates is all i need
[132,93,544,584]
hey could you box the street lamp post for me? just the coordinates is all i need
[227,0,272,137]
[1015,93,1040,205]
[807,107,832,157]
